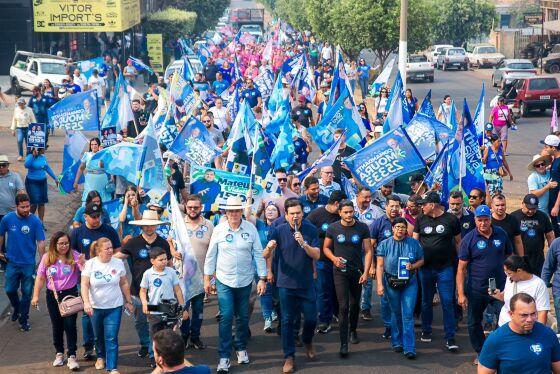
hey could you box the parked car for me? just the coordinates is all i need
[406,54,434,82]
[512,76,560,117]
[491,59,537,87]
[467,44,505,68]
[436,48,469,71]
[164,57,204,85]
[427,44,453,62]
[543,44,560,73]
[239,24,263,39]
[10,51,68,94]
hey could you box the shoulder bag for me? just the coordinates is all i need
[47,271,84,317]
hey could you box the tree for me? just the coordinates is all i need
[160,0,229,36]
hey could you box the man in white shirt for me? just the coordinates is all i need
[319,166,341,198]
[88,69,106,102]
[209,98,230,133]
[321,43,333,63]
[73,69,88,91]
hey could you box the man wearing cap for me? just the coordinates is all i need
[409,173,428,196]
[542,134,560,236]
[113,210,171,366]
[527,153,556,214]
[0,155,25,270]
[511,194,555,275]
[490,194,524,256]
[299,177,328,218]
[291,95,314,128]
[457,205,513,364]
[413,191,461,352]
[69,202,121,359]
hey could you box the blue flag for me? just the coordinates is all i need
[450,100,459,136]
[457,99,486,196]
[101,74,134,132]
[103,198,122,230]
[169,116,221,166]
[270,120,295,169]
[383,71,408,133]
[341,174,357,201]
[182,57,195,81]
[139,121,166,189]
[77,57,104,80]
[226,101,255,174]
[343,126,426,191]
[418,89,436,119]
[327,50,349,110]
[159,104,178,149]
[91,142,144,184]
[254,68,275,101]
[59,130,88,194]
[128,56,154,74]
[473,83,486,146]
[424,141,449,189]
[252,125,272,181]
[48,91,99,131]
[267,74,285,115]
[297,129,346,180]
[405,112,452,161]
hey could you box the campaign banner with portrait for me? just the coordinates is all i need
[168,116,221,166]
[27,123,46,148]
[48,90,99,131]
[189,165,263,213]
[100,126,117,147]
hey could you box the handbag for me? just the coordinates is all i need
[498,166,509,177]
[47,272,84,317]
[384,272,410,290]
[497,105,513,129]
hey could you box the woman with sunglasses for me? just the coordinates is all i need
[288,175,302,196]
[528,154,556,213]
[372,88,389,120]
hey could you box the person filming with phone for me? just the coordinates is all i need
[457,205,513,366]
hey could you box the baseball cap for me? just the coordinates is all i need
[85,203,102,216]
[484,123,493,131]
[474,205,491,217]
[297,94,306,102]
[540,135,560,147]
[382,180,395,187]
[523,193,539,209]
[0,155,8,164]
[417,191,441,205]
[17,97,25,105]
[409,173,424,184]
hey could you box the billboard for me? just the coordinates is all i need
[33,0,141,32]
[147,34,164,73]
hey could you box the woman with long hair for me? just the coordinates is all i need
[31,231,85,370]
[72,190,111,228]
[73,137,111,203]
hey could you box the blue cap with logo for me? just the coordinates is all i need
[474,205,491,217]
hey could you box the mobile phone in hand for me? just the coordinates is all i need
[489,278,497,293]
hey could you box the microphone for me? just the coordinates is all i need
[293,219,304,248]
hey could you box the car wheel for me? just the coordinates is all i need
[463,64,468,71]
[550,64,560,74]
[11,77,22,95]
[520,101,529,117]
[443,63,447,71]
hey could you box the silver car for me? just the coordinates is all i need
[436,48,468,71]
[491,59,536,87]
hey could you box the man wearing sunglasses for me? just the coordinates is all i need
[262,168,298,216]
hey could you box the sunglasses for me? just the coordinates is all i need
[277,178,287,182]
[0,164,8,168]
[292,182,301,187]
[534,163,546,168]
[468,195,480,199]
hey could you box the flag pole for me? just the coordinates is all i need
[458,140,465,192]
[247,123,259,206]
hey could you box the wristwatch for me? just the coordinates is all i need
[259,277,267,282]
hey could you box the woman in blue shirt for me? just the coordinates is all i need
[357,58,371,101]
[483,134,513,196]
[376,217,424,359]
[118,185,144,241]
[404,89,418,116]
[24,147,58,226]
[72,191,112,228]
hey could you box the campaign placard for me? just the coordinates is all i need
[27,123,46,149]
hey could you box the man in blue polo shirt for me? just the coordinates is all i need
[0,193,45,331]
[267,199,320,373]
[241,78,262,108]
[299,177,328,218]
[478,293,560,373]
[212,72,229,95]
[457,204,513,364]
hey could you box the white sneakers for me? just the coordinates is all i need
[67,355,80,371]
[236,350,250,364]
[217,358,231,372]
[53,353,65,367]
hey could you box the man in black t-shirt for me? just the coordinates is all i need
[413,192,461,351]
[511,194,555,275]
[114,210,171,364]
[490,194,524,256]
[542,135,560,236]
[324,200,372,357]
[307,190,346,333]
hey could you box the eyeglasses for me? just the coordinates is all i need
[186,206,201,210]
[292,182,301,187]
[277,178,287,182]
[394,225,407,230]
[534,163,546,168]
[468,195,480,199]
[57,242,70,247]
[0,164,8,168]
[321,171,333,175]
[202,120,211,123]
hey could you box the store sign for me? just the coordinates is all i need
[147,34,164,73]
[524,13,543,26]
[33,0,140,32]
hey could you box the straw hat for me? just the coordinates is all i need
[129,210,168,226]
[218,196,250,210]
[527,154,552,171]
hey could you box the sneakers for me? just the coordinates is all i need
[392,346,403,353]
[95,358,105,370]
[83,348,95,360]
[405,352,417,360]
[483,322,494,335]
[19,322,31,332]
[339,343,349,358]
[10,311,19,322]
[271,311,278,322]
[189,337,206,350]
[149,358,156,368]
[264,318,274,333]
[236,350,249,364]
[52,353,65,367]
[217,358,231,372]
[316,323,332,334]
[349,331,360,344]
[420,331,432,342]
[446,338,459,352]
[382,327,391,340]
[361,309,373,321]
[137,346,149,358]
[67,355,80,371]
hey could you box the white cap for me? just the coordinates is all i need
[541,135,560,147]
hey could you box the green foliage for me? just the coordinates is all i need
[162,0,230,35]
[144,7,197,41]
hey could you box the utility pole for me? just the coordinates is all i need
[399,0,408,89]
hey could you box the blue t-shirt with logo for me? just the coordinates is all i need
[458,225,513,293]
[299,194,328,218]
[70,223,121,259]
[0,212,45,265]
[256,219,271,248]
[241,87,261,107]
[294,138,310,164]
[376,236,423,277]
[369,215,393,245]
[479,322,560,373]
[212,79,230,95]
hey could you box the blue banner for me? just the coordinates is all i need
[48,90,99,131]
[100,127,117,148]
[59,130,88,194]
[140,122,166,190]
[254,68,275,100]
[343,127,426,191]
[424,141,449,189]
[91,142,144,184]
[27,123,46,149]
[169,116,221,166]
[405,113,452,161]
[77,57,104,80]
[418,89,436,119]
[297,130,346,180]
[459,99,486,196]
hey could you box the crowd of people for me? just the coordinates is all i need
[2,19,560,374]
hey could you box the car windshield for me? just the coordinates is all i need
[241,25,260,32]
[529,78,559,90]
[506,62,534,70]
[448,49,465,56]
[478,46,497,54]
[409,55,427,62]
[41,62,67,75]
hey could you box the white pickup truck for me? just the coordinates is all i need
[10,51,68,94]
[406,54,434,82]
[467,44,505,68]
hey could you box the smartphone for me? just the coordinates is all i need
[488,278,497,293]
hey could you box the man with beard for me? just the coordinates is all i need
[299,177,328,218]
[353,187,384,226]
[491,194,524,256]
[448,191,476,238]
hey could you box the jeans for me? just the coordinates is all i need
[316,262,338,324]
[361,277,392,328]
[131,296,150,354]
[554,294,560,333]
[16,127,28,157]
[333,270,361,344]
[82,313,95,350]
[216,280,252,359]
[5,262,35,324]
[45,287,78,356]
[467,289,504,353]
[419,266,456,340]
[359,77,369,99]
[180,292,205,340]
[260,283,275,320]
[384,274,418,354]
[91,306,123,371]
[278,287,317,358]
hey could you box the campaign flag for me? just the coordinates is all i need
[139,121,166,189]
[553,100,559,133]
[91,142,144,184]
[270,120,295,169]
[226,101,255,174]
[341,174,357,201]
[267,74,285,115]
[77,57,104,80]
[265,100,290,137]
[252,125,272,181]
[405,113,452,161]
[100,126,117,148]
[298,56,316,102]
[101,74,133,132]
[227,83,241,121]
[263,39,273,61]
[27,123,46,149]
[170,72,197,122]
[103,198,121,230]
[169,191,204,301]
[297,130,346,180]
[48,90,99,131]
[58,130,88,194]
[281,52,304,79]
[369,58,395,95]
[128,56,154,74]
[423,141,449,189]
[197,44,212,66]
[254,68,275,100]
[418,89,436,119]
[383,71,408,133]
[169,116,221,166]
[473,83,486,144]
[449,100,459,135]
[190,164,263,212]
[159,104,179,148]
[343,126,426,191]
[239,32,256,45]
[327,50,349,109]
[182,57,196,82]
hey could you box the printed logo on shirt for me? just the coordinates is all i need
[187,229,194,237]
[94,271,103,279]
[354,212,360,219]
[196,230,204,238]
[477,240,487,250]
[493,239,502,248]
[82,238,91,247]
[351,234,360,244]
[153,278,162,287]
[48,266,58,276]
[139,248,149,259]
[365,212,372,220]
[435,225,445,234]
[241,232,250,241]
[20,225,30,234]
[337,234,346,243]
[321,223,329,231]
[462,222,470,229]
[200,225,208,233]
[225,234,234,242]
[423,226,433,234]
[530,343,543,355]
[103,274,112,282]
[62,265,72,275]
[303,206,311,214]
[383,229,391,238]
[520,225,528,232]
[527,229,536,237]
